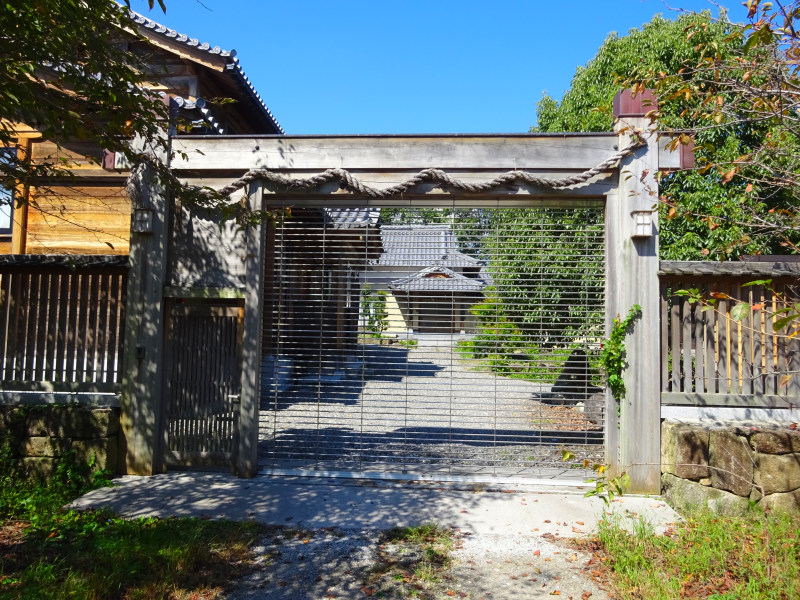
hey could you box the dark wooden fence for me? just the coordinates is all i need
[660,261,800,409]
[0,255,128,397]
[163,301,243,467]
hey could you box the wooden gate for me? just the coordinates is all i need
[163,301,244,468]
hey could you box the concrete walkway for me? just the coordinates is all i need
[73,473,680,536]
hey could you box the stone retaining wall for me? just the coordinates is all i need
[0,405,120,478]
[661,420,800,515]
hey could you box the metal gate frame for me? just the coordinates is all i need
[259,202,608,483]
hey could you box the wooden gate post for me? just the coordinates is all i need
[119,160,170,475]
[608,90,662,494]
[237,181,266,477]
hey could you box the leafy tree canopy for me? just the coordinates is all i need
[0,1,169,192]
[0,0,240,224]
[534,3,800,260]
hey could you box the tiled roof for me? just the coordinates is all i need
[324,208,381,229]
[171,97,225,135]
[374,225,481,267]
[126,9,284,134]
[389,266,486,293]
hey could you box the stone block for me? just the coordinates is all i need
[662,421,710,480]
[0,408,25,441]
[20,457,57,480]
[24,412,52,436]
[750,430,800,455]
[754,452,800,495]
[761,489,800,515]
[584,392,604,425]
[72,438,118,473]
[709,429,753,497]
[25,407,119,439]
[662,473,751,517]
[20,436,71,458]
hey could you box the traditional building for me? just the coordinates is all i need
[365,225,489,334]
[1,10,283,256]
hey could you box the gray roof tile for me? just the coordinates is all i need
[374,225,481,267]
[324,208,381,229]
[126,8,284,134]
[389,266,486,292]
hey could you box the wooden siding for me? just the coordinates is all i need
[0,258,127,389]
[26,185,130,255]
[660,265,800,408]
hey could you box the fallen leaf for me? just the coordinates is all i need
[533,550,541,556]
[551,591,561,596]
[582,592,593,600]
[361,587,376,596]
[575,521,584,526]
[446,592,456,597]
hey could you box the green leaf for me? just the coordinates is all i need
[731,302,751,322]
[773,315,798,331]
[742,279,772,287]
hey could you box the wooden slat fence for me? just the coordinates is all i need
[0,256,128,396]
[660,261,800,408]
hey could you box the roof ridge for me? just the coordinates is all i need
[123,6,284,134]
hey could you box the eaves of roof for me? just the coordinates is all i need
[126,9,284,134]
[323,208,381,229]
[389,266,486,293]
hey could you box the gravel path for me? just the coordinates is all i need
[225,526,611,600]
[259,341,603,477]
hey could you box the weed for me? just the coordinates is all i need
[583,510,800,599]
[560,449,630,505]
[0,439,263,599]
[397,338,418,348]
[600,304,642,403]
[367,523,455,599]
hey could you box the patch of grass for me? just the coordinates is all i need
[397,338,418,348]
[367,523,456,599]
[579,510,800,599]
[0,441,263,599]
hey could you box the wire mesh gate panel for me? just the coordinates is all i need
[259,204,606,481]
[164,302,243,468]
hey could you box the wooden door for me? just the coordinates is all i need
[163,302,244,468]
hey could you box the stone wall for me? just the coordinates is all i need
[0,405,120,478]
[661,420,800,515]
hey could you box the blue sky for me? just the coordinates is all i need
[129,1,749,135]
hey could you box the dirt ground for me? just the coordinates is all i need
[225,524,613,600]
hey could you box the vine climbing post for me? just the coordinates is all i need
[606,90,662,494]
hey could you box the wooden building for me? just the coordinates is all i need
[1,10,283,257]
[365,225,489,334]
